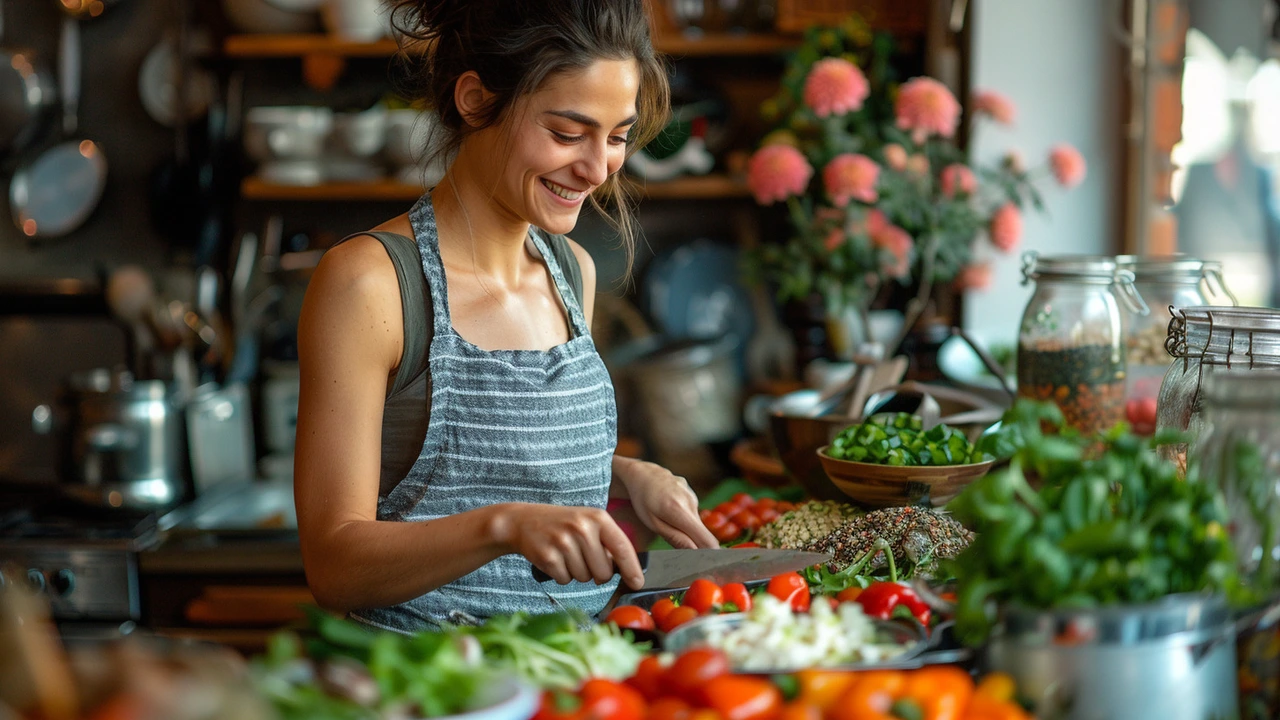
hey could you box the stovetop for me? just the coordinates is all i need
[0,485,161,550]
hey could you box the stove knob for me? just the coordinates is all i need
[26,569,46,593]
[52,569,75,597]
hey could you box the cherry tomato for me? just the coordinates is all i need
[720,582,752,613]
[732,542,761,549]
[625,655,666,701]
[703,510,729,533]
[755,497,778,510]
[715,502,736,517]
[766,572,811,612]
[729,492,755,510]
[756,507,780,524]
[664,648,731,705]
[683,579,725,614]
[699,508,713,521]
[712,521,741,544]
[605,605,656,631]
[731,510,762,532]
[702,676,782,720]
[836,587,863,604]
[647,697,694,720]
[661,605,700,632]
[579,679,646,720]
[651,597,679,627]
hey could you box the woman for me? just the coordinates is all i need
[293,0,718,633]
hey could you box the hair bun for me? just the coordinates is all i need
[390,0,470,41]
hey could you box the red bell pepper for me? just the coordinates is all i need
[854,581,931,626]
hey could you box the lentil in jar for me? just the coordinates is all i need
[1018,342,1126,436]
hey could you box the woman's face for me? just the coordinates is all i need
[472,59,640,236]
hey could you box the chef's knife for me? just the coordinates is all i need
[532,548,831,590]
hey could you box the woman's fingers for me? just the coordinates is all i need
[600,522,645,589]
[650,515,698,550]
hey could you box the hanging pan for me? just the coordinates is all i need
[9,13,107,239]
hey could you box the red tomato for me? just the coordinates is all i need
[626,655,666,701]
[648,697,694,720]
[661,605,700,632]
[756,507,780,524]
[732,542,761,549]
[729,492,755,510]
[1126,397,1158,431]
[730,510,762,532]
[702,676,783,720]
[766,572,811,612]
[836,587,863,604]
[699,508,713,522]
[715,502,736,517]
[605,605,656,631]
[664,648,731,705]
[683,579,725,614]
[651,598,679,627]
[579,679,646,720]
[720,582,752,613]
[703,510,729,532]
[532,690,583,720]
[755,497,778,510]
[712,521,741,544]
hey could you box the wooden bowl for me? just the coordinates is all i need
[815,446,993,508]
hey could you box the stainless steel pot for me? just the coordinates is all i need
[615,336,742,450]
[33,368,188,510]
[986,593,1238,720]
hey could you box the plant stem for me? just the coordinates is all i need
[888,228,941,355]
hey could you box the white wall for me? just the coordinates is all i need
[963,0,1125,345]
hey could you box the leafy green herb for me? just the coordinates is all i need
[947,400,1243,645]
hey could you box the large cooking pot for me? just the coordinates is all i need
[33,368,188,510]
[986,593,1238,719]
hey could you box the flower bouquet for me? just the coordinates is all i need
[744,19,1085,353]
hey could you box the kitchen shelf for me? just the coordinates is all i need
[223,32,797,58]
[240,174,752,202]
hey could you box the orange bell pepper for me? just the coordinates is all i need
[899,666,973,720]
[973,673,1016,704]
[962,694,1031,720]
[777,702,824,720]
[827,671,906,720]
[793,670,857,711]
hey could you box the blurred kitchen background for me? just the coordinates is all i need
[0,0,1276,646]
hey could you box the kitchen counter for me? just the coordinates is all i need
[141,530,303,575]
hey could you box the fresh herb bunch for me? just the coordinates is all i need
[948,400,1242,645]
[827,412,989,466]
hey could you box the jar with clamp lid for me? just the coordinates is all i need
[1016,253,1149,435]
[1156,306,1280,471]
[1117,255,1235,433]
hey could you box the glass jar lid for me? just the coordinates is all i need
[1166,306,1280,367]
[1021,252,1149,315]
[1116,254,1237,304]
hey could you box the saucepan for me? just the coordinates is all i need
[10,11,107,239]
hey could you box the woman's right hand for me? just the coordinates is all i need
[494,503,645,589]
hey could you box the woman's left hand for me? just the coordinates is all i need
[614,457,719,549]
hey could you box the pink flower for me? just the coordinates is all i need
[746,144,813,204]
[824,229,846,251]
[883,143,908,171]
[872,225,914,277]
[905,154,930,178]
[972,89,1016,124]
[956,263,994,292]
[940,163,977,198]
[823,153,880,206]
[990,203,1023,252]
[865,208,889,236]
[803,58,870,118]
[895,77,961,144]
[1048,143,1087,188]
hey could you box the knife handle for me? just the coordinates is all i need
[532,551,650,584]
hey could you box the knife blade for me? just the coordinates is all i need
[531,548,830,590]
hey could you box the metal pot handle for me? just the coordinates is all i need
[85,423,138,452]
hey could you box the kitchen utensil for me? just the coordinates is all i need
[185,383,255,495]
[616,335,742,453]
[0,0,56,158]
[137,34,215,127]
[9,15,107,239]
[533,548,831,590]
[947,327,1016,402]
[862,387,942,427]
[32,368,188,510]
[816,446,993,508]
[661,613,927,672]
[987,593,1238,720]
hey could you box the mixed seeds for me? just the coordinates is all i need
[754,500,862,550]
[1018,343,1126,436]
[803,506,975,577]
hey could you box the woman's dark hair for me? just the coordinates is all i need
[390,0,670,275]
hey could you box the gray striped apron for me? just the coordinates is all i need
[350,194,619,632]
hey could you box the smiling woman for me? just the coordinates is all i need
[291,0,716,635]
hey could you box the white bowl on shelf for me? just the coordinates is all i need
[322,0,392,41]
[222,0,321,33]
[244,106,334,162]
[384,108,435,167]
[331,106,388,158]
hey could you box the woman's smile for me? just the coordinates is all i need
[540,177,588,205]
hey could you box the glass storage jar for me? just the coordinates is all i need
[1156,306,1280,470]
[1117,255,1235,433]
[1017,253,1148,435]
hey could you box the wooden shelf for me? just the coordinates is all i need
[240,174,752,202]
[223,33,795,58]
